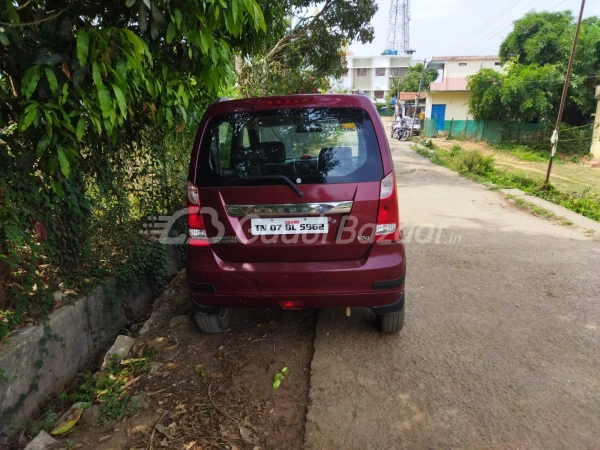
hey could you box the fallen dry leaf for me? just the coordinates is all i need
[239,424,256,445]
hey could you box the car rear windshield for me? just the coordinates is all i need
[195,107,383,187]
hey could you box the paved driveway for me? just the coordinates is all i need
[304,139,600,449]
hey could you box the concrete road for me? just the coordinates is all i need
[304,139,600,449]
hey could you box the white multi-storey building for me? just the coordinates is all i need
[333,52,413,103]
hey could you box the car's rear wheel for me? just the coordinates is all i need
[377,308,405,333]
[195,308,232,333]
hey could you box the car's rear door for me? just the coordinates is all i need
[194,106,384,263]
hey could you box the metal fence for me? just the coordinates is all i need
[422,118,592,150]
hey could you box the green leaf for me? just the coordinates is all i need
[44,67,58,94]
[122,29,146,55]
[174,9,182,28]
[57,146,70,178]
[109,106,116,126]
[115,58,128,87]
[19,108,38,131]
[111,83,127,118]
[143,0,150,9]
[21,65,41,99]
[0,32,8,46]
[92,62,102,90]
[166,22,176,44]
[125,0,136,6]
[150,21,159,40]
[253,3,265,32]
[49,155,58,173]
[231,1,238,23]
[5,0,19,24]
[60,82,69,104]
[37,135,51,158]
[199,30,208,53]
[89,114,102,135]
[50,180,64,197]
[98,85,112,119]
[103,117,113,135]
[76,116,86,141]
[77,29,89,67]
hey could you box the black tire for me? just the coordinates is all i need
[195,308,232,333]
[377,308,405,333]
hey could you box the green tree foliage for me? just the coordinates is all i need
[467,63,561,122]
[0,0,272,337]
[392,63,439,95]
[499,11,600,124]
[238,0,378,96]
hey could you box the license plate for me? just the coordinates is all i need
[250,217,328,235]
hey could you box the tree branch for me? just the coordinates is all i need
[17,0,34,10]
[266,0,334,62]
[0,5,71,28]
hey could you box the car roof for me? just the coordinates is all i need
[205,94,378,116]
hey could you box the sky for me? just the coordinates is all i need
[350,0,600,62]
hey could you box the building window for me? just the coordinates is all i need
[356,68,367,77]
[390,67,407,77]
[375,68,385,76]
[374,90,384,99]
[459,63,467,66]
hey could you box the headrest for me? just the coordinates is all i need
[231,146,264,164]
[257,142,286,163]
[318,147,352,173]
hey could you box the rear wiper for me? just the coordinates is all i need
[226,175,304,198]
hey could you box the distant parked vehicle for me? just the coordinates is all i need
[391,117,410,141]
[404,117,421,135]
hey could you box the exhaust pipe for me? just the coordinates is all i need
[345,307,351,317]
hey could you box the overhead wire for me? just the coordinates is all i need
[472,0,550,53]
[449,0,525,53]
[474,0,569,55]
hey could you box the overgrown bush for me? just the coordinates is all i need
[448,145,495,175]
[0,0,270,338]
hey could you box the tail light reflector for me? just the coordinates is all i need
[187,181,208,246]
[279,301,307,310]
[375,172,400,243]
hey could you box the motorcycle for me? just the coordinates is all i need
[391,117,410,141]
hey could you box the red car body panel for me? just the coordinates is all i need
[187,94,405,311]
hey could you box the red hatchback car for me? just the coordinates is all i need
[186,94,406,333]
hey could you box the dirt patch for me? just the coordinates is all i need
[27,271,316,450]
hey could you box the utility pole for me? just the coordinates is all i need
[411,59,426,135]
[544,0,586,187]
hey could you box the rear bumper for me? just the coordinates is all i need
[187,243,405,310]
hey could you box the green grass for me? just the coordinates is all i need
[412,143,600,222]
[493,143,552,163]
[505,194,573,225]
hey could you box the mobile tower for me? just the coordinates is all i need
[385,0,410,54]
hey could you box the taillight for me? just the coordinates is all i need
[258,97,313,105]
[187,181,208,246]
[375,172,400,243]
